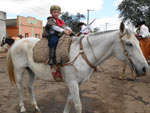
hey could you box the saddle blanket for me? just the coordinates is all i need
[33,35,72,65]
[33,38,49,63]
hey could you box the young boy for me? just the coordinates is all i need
[43,5,72,65]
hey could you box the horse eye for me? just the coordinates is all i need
[126,42,133,47]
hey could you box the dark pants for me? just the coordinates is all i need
[48,34,60,65]
[48,34,59,48]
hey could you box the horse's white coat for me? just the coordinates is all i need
[7,24,148,113]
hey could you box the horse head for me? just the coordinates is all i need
[117,22,148,77]
[0,37,15,46]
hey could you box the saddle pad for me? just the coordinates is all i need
[56,34,72,64]
[33,38,49,63]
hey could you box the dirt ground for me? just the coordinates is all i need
[0,52,150,113]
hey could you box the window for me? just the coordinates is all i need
[25,33,29,38]
[27,19,31,24]
[35,34,40,38]
[34,20,37,24]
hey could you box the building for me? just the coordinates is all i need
[6,16,43,39]
[0,11,6,40]
[0,11,7,52]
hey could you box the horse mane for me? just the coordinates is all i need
[90,30,118,37]
[126,28,135,39]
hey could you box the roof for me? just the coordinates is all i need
[6,19,17,27]
[0,11,6,13]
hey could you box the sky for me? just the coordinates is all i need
[0,0,123,31]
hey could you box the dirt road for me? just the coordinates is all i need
[0,52,150,113]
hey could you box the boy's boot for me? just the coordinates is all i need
[53,48,57,64]
[48,48,55,65]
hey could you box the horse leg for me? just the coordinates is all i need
[63,93,73,113]
[67,81,82,113]
[119,63,127,80]
[15,69,26,113]
[26,68,41,113]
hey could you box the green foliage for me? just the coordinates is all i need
[60,12,85,33]
[117,0,150,28]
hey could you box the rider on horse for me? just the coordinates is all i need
[42,5,73,65]
[135,20,150,62]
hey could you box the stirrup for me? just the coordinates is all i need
[52,65,63,82]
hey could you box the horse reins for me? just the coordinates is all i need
[80,36,97,71]
[87,36,98,62]
[119,32,134,66]
[64,33,134,72]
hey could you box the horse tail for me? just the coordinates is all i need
[7,50,16,84]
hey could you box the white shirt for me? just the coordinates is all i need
[50,25,71,34]
[80,25,89,34]
[139,24,150,38]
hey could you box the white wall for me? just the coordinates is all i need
[0,11,7,52]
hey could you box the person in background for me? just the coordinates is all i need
[18,34,23,39]
[135,21,150,62]
[42,5,73,65]
[77,22,89,37]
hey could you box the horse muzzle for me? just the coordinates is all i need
[134,66,147,77]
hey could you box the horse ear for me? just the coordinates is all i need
[120,22,125,33]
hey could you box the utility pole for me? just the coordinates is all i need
[106,22,109,31]
[87,9,94,25]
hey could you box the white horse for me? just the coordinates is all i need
[6,22,148,113]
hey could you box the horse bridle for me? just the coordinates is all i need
[64,33,134,72]
[119,32,134,67]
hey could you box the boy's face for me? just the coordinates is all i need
[51,10,60,18]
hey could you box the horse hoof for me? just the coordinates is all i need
[118,76,127,80]
[35,109,42,113]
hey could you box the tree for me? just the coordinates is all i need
[60,12,85,33]
[117,0,150,28]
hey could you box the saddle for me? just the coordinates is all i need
[33,34,72,65]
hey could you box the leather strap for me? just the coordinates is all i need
[63,36,97,71]
[80,36,97,71]
[120,33,134,66]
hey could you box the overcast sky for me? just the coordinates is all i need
[0,0,123,31]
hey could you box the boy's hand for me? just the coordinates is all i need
[68,29,72,32]
[76,32,82,37]
[64,29,72,35]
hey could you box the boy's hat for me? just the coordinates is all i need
[135,21,145,27]
[77,22,86,27]
[50,5,61,12]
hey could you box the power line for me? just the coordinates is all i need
[29,7,48,15]
[39,0,51,5]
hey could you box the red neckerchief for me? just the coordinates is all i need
[53,17,65,27]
